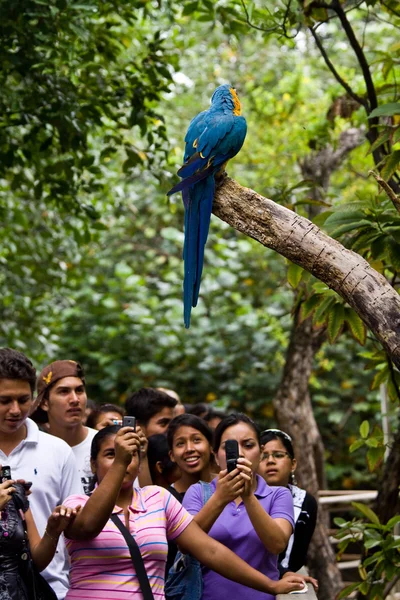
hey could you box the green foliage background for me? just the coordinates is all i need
[1,0,399,496]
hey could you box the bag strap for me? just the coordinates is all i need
[110,513,154,600]
[199,480,213,505]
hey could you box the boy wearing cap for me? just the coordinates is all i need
[0,348,82,599]
[37,360,97,494]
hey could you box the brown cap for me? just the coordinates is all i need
[36,360,85,405]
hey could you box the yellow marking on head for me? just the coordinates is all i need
[230,87,242,116]
[193,139,198,148]
[200,152,206,159]
[43,371,52,385]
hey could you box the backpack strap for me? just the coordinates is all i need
[110,514,154,600]
[199,480,213,505]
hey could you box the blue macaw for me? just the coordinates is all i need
[168,84,247,328]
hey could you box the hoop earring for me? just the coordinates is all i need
[290,471,298,486]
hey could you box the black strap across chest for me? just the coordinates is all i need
[110,513,154,600]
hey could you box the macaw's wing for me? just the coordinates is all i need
[214,115,247,159]
[196,111,236,157]
[183,110,208,162]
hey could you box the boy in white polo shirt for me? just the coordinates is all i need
[0,348,82,599]
[36,360,97,494]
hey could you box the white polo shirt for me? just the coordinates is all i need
[71,426,97,494]
[0,418,83,599]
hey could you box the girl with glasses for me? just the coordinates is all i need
[258,429,318,587]
[182,414,305,600]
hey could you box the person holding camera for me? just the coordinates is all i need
[0,467,79,600]
[62,424,305,599]
[182,413,296,600]
[0,348,83,598]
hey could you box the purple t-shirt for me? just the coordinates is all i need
[183,475,294,600]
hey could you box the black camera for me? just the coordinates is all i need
[0,465,12,483]
[225,440,239,473]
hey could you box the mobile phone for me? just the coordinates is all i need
[22,481,32,491]
[225,440,239,472]
[122,416,136,431]
[0,465,12,483]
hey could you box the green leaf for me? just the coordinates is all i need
[345,309,366,345]
[381,150,400,181]
[360,420,370,439]
[287,262,304,289]
[352,502,380,524]
[384,537,400,550]
[333,517,348,527]
[312,296,336,326]
[182,1,199,15]
[367,129,391,155]
[364,538,382,549]
[367,445,385,471]
[368,102,400,118]
[349,438,365,452]
[386,515,400,529]
[370,365,389,390]
[393,127,400,145]
[299,294,321,321]
[337,583,360,600]
[327,303,345,343]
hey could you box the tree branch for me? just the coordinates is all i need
[383,574,400,599]
[213,176,400,370]
[369,169,400,213]
[309,27,367,107]
[331,0,377,113]
[239,0,280,32]
[382,0,400,18]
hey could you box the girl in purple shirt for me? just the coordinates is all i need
[183,414,296,600]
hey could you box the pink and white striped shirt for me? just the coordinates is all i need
[63,486,192,599]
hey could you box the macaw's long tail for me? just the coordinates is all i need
[183,175,215,328]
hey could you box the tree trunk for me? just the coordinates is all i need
[212,176,400,370]
[375,414,400,523]
[273,308,343,599]
[273,310,327,495]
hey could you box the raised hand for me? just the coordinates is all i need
[114,426,141,466]
[45,505,82,541]
[214,468,245,506]
[0,479,16,511]
[136,425,148,458]
[236,457,254,497]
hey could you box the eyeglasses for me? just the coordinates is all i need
[261,428,292,442]
[262,451,291,461]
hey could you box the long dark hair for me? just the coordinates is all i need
[213,413,261,452]
[167,413,213,450]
